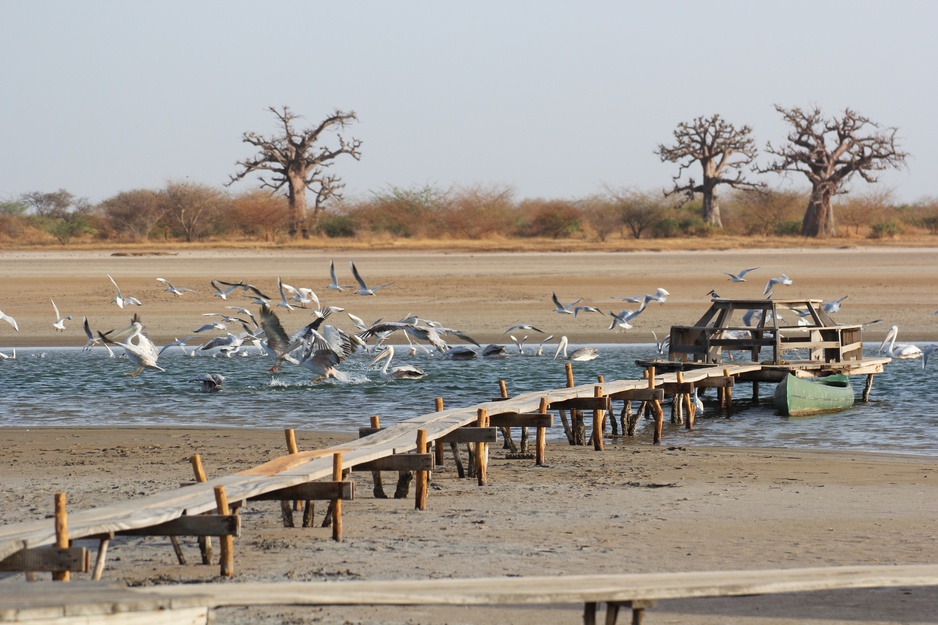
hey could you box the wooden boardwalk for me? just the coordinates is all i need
[0,364,762,564]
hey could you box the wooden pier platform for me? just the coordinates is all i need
[2,564,936,624]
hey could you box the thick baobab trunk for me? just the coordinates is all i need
[801,186,836,237]
[287,170,308,238]
[701,191,723,228]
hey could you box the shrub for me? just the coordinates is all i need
[318,214,357,238]
[869,220,903,238]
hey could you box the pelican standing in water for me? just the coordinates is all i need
[879,325,923,359]
[98,315,164,376]
[369,345,426,380]
[553,336,598,361]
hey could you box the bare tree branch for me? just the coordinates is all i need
[655,114,762,227]
[759,105,908,237]
[228,105,362,237]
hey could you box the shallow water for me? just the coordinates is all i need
[1,343,935,456]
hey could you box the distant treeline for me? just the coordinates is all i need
[2,183,937,245]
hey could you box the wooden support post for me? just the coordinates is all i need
[92,536,110,581]
[476,408,488,486]
[213,486,233,578]
[592,385,605,451]
[752,380,760,404]
[684,391,695,431]
[862,373,874,402]
[331,453,343,542]
[368,416,387,498]
[189,455,213,565]
[434,398,446,466]
[672,372,684,425]
[52,493,69,582]
[536,397,548,466]
[647,367,665,445]
[415,429,429,511]
[724,368,733,417]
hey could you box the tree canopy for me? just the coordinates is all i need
[655,114,762,228]
[760,105,908,237]
[229,106,362,238]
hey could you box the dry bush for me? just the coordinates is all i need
[834,187,894,236]
[437,184,517,239]
[722,187,806,236]
[99,189,165,242]
[516,198,583,238]
[227,190,290,241]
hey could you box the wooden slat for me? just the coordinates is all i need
[116,515,240,538]
[487,413,553,428]
[249,482,354,502]
[0,546,88,573]
[437,427,498,443]
[131,564,938,607]
[352,454,434,472]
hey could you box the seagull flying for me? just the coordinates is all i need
[350,261,394,295]
[156,278,195,297]
[50,299,72,332]
[107,274,142,308]
[724,267,759,282]
[763,275,792,295]
[551,292,582,314]
[0,308,18,332]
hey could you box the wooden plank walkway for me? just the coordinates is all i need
[0,363,762,564]
[2,564,936,623]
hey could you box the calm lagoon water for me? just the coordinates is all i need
[1,343,935,456]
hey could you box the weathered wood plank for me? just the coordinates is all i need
[437,427,498,443]
[486,413,553,428]
[131,564,938,607]
[0,546,88,573]
[249,482,354,502]
[115,515,240,538]
[352,454,434,472]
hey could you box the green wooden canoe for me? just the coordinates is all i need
[773,373,855,416]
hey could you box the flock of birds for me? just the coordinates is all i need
[1,263,937,384]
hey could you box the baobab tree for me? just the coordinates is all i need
[655,114,762,228]
[760,105,908,237]
[229,106,362,238]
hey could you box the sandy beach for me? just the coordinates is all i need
[1,247,937,624]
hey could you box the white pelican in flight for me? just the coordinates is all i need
[50,299,71,332]
[763,274,792,295]
[724,267,759,282]
[299,324,359,382]
[99,315,164,376]
[0,308,18,332]
[82,316,114,357]
[0,349,14,360]
[358,320,479,353]
[258,303,304,372]
[107,274,142,308]
[368,345,426,380]
[510,335,527,355]
[157,278,195,297]
[350,261,394,296]
[553,336,598,361]
[551,292,582,314]
[879,326,923,359]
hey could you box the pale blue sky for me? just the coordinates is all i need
[2,1,936,205]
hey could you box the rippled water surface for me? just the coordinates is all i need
[1,344,935,456]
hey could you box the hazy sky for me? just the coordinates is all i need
[2,1,936,205]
